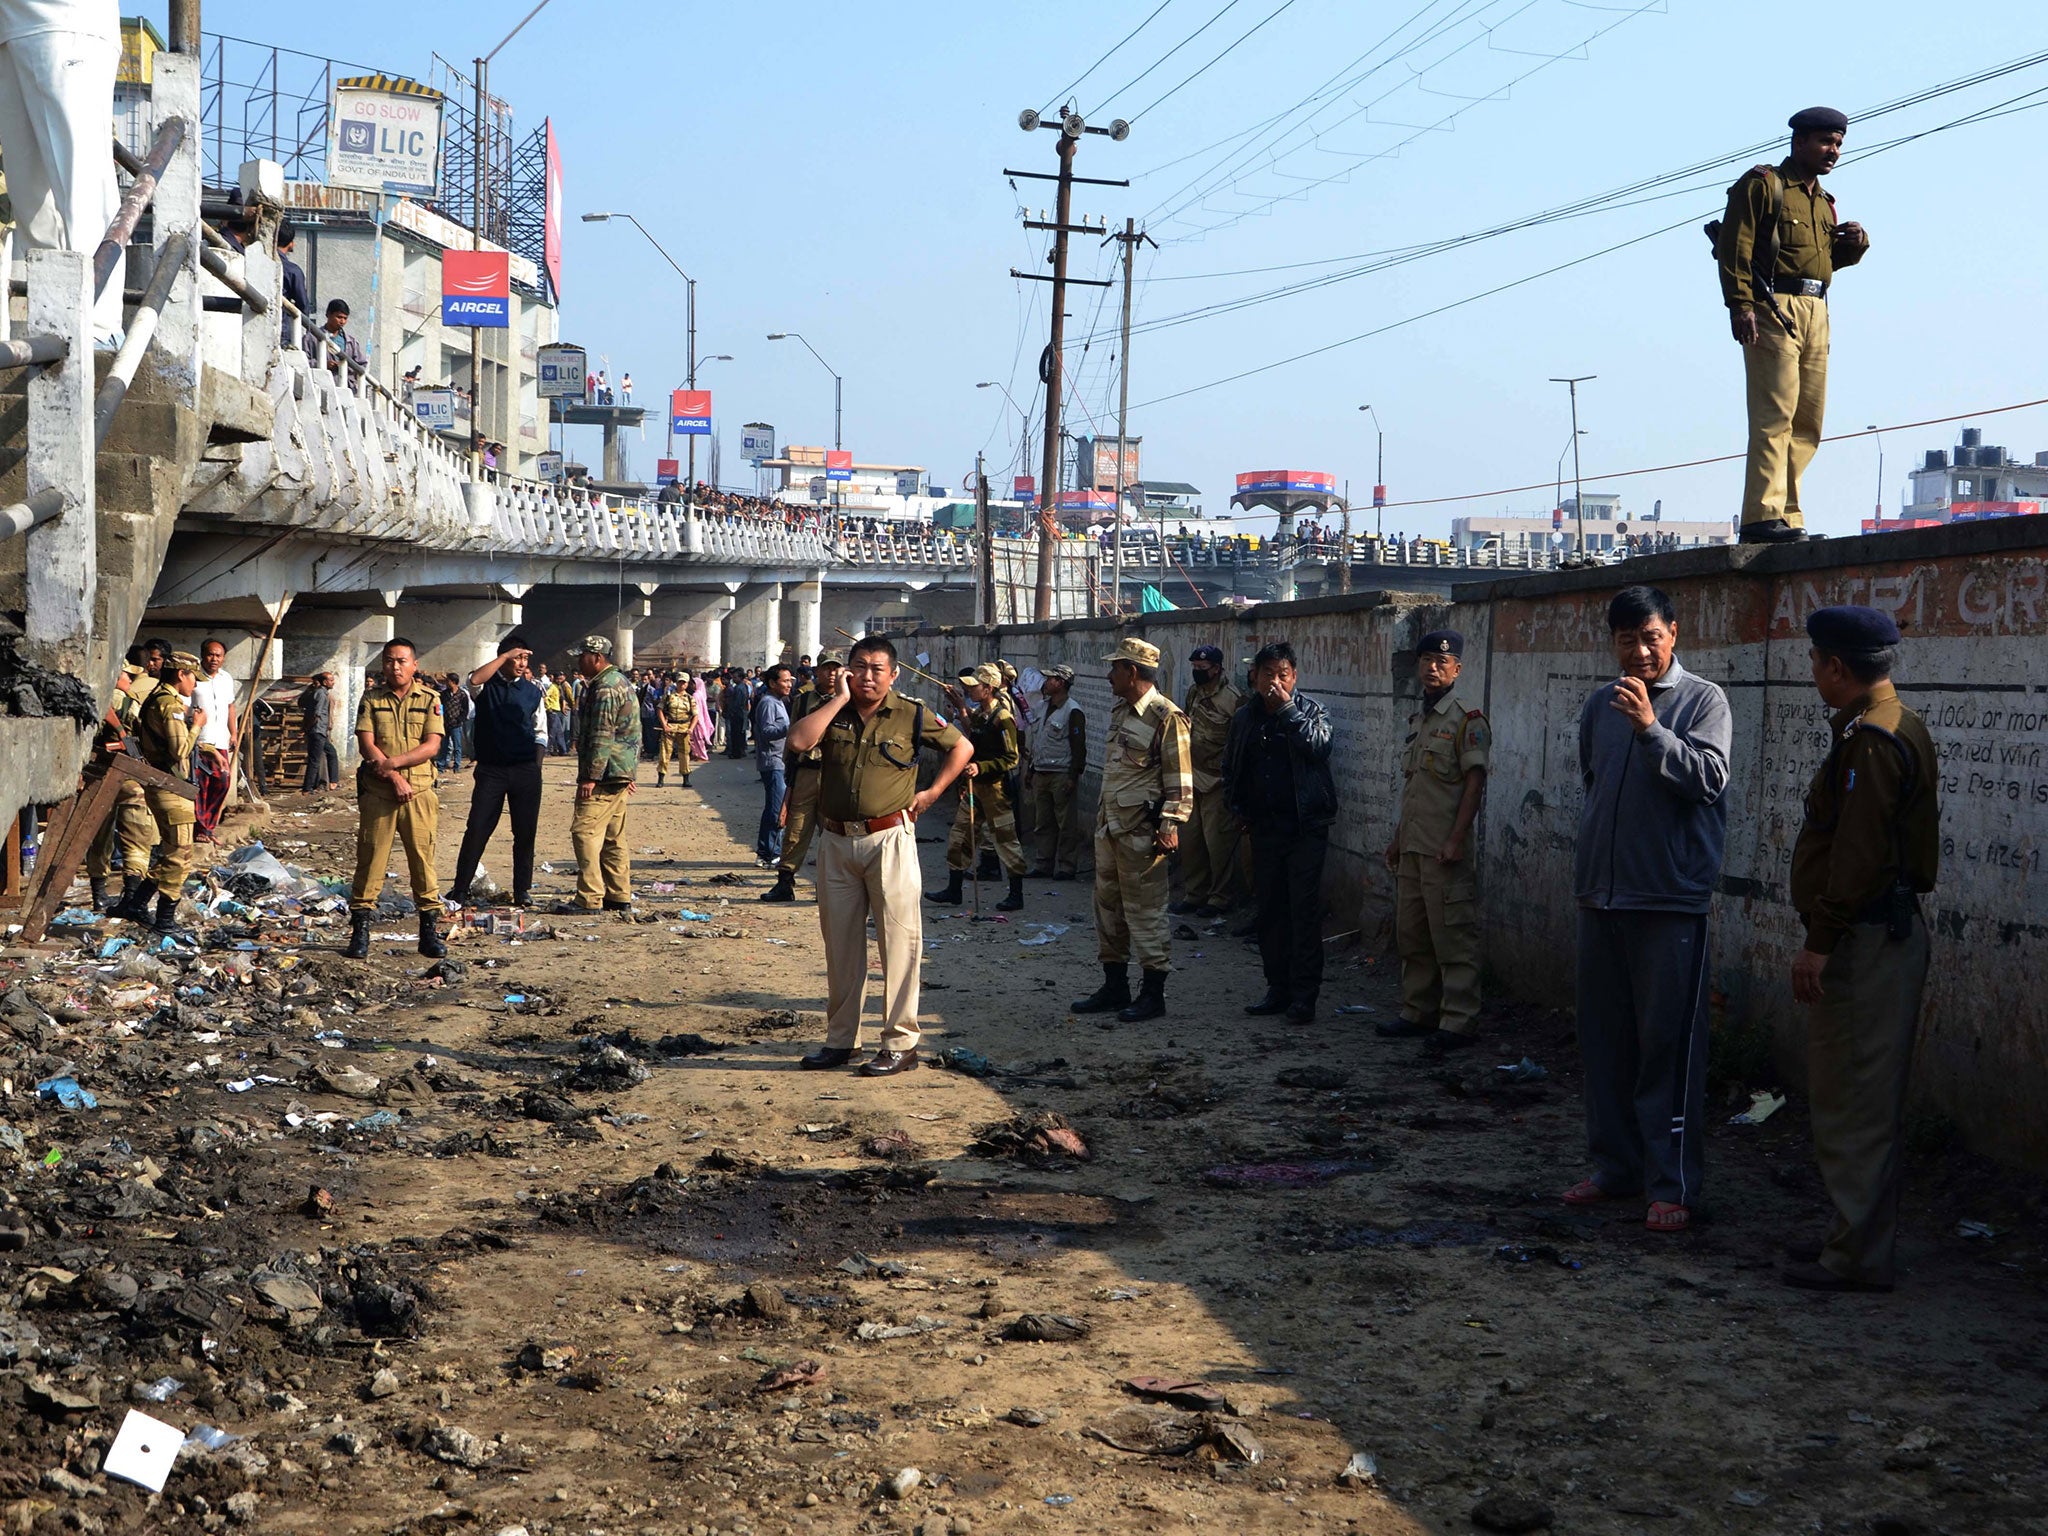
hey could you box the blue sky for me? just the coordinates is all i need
[154,1,2048,536]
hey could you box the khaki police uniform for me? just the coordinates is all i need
[777,687,831,879]
[1394,690,1490,1034]
[133,678,198,899]
[1718,158,1869,532]
[815,689,963,1052]
[350,679,445,917]
[1094,684,1193,974]
[87,664,156,882]
[1026,693,1085,877]
[947,694,1026,877]
[1790,678,1939,1286]
[657,688,696,780]
[1179,673,1244,909]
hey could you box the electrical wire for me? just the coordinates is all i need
[1127,0,1307,124]
[1040,0,1179,117]
[1088,0,1248,117]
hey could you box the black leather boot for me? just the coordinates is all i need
[925,869,964,905]
[89,877,107,911]
[1118,969,1167,1023]
[418,913,447,958]
[1071,964,1131,1014]
[152,891,194,943]
[995,873,1024,912]
[759,872,796,902]
[344,913,372,959]
[976,850,1001,882]
[111,878,154,921]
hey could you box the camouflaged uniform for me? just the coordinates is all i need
[946,695,1025,877]
[572,660,641,908]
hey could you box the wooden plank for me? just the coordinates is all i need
[0,817,22,912]
[21,774,123,942]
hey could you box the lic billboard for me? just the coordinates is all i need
[330,78,444,197]
[442,251,510,327]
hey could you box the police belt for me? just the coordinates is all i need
[822,811,907,836]
[1771,276,1827,298]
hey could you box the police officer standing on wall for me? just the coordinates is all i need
[762,651,843,903]
[784,634,973,1077]
[1784,605,1939,1293]
[1073,638,1193,1023]
[929,662,1028,913]
[1174,643,1245,918]
[1379,630,1491,1052]
[346,637,447,959]
[1718,107,1869,544]
[568,635,640,912]
[124,650,203,940]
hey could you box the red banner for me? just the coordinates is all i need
[825,449,853,483]
[542,119,563,301]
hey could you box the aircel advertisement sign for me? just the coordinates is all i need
[442,251,510,327]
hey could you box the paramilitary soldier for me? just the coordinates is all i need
[1073,637,1193,1023]
[928,662,1027,912]
[656,671,696,788]
[1783,605,1938,1294]
[1174,642,1244,918]
[569,635,641,912]
[1716,106,1869,544]
[124,650,203,939]
[1379,629,1490,1054]
[90,646,159,914]
[347,637,447,959]
[786,633,973,1077]
[761,651,843,904]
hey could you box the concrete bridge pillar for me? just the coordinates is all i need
[638,590,735,668]
[606,596,652,671]
[282,609,397,766]
[786,580,822,664]
[403,597,523,676]
[723,583,782,670]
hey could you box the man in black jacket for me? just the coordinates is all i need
[1222,641,1337,1022]
[446,635,545,909]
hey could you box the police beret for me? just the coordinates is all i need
[1417,629,1464,658]
[579,634,613,657]
[1789,106,1848,135]
[1806,605,1899,651]
[1189,644,1224,665]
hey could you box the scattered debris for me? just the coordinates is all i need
[1002,1313,1091,1343]
[1338,1450,1379,1487]
[1730,1089,1788,1125]
[971,1111,1090,1164]
[755,1358,825,1393]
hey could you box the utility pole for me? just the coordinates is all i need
[974,452,993,626]
[471,57,486,457]
[1106,216,1154,618]
[168,0,200,52]
[684,278,697,498]
[1551,376,1595,561]
[1340,479,1351,596]
[1008,105,1129,621]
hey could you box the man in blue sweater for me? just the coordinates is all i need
[1566,585,1731,1235]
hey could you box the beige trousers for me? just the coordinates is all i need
[1740,292,1828,529]
[569,784,632,907]
[1094,827,1172,972]
[1028,771,1084,875]
[1396,851,1480,1033]
[1178,787,1239,908]
[350,787,441,915]
[1807,915,1929,1286]
[87,779,153,879]
[817,820,924,1052]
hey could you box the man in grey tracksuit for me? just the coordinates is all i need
[1568,585,1732,1231]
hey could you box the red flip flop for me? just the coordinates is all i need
[1645,1201,1690,1234]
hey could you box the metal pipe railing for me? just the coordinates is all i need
[94,231,190,444]
[92,117,186,301]
[0,334,67,369]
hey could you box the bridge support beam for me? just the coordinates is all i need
[723,583,782,670]
[282,609,398,766]
[402,597,524,676]
[785,580,822,665]
[637,591,735,669]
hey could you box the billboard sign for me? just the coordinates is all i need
[536,341,586,398]
[1013,474,1036,505]
[410,388,454,430]
[894,471,921,498]
[825,449,853,483]
[809,475,829,502]
[442,250,510,327]
[542,118,563,301]
[1057,490,1115,513]
[670,389,711,436]
[538,450,564,483]
[740,422,776,464]
[1234,469,1335,496]
[330,78,444,196]
[1089,437,1140,490]
[655,457,679,487]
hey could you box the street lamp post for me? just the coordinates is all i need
[1868,423,1884,523]
[1550,376,1596,561]
[582,211,703,506]
[976,381,1031,490]
[769,332,843,512]
[1358,404,1385,541]
[471,0,558,461]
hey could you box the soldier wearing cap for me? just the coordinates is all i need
[1072,637,1193,1022]
[566,634,640,913]
[762,651,844,903]
[1025,664,1087,880]
[346,637,447,959]
[121,649,202,938]
[1175,643,1245,918]
[88,646,159,915]
[1379,629,1491,1050]
[1784,605,1938,1294]
[783,633,973,1077]
[656,669,697,788]
[929,661,1027,912]
[1718,106,1870,544]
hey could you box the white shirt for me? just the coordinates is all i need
[192,670,237,749]
[532,698,548,744]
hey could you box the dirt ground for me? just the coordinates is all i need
[2,747,2044,1536]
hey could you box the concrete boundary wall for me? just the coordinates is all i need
[903,519,2048,1170]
